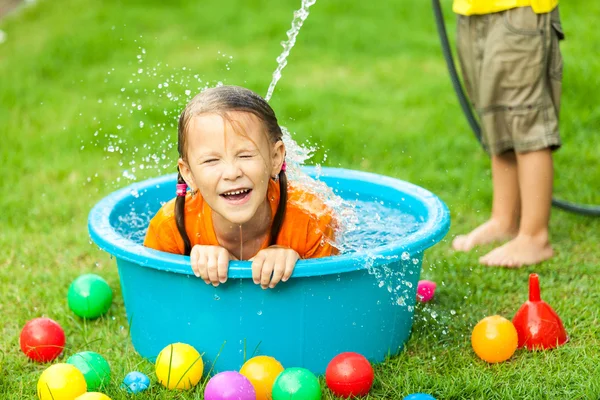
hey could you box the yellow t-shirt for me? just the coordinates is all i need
[453,0,558,15]
[144,180,338,259]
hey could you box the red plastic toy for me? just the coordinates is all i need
[325,352,374,398]
[512,273,568,350]
[19,317,66,362]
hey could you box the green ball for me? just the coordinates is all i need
[67,274,113,319]
[66,351,111,391]
[272,367,322,400]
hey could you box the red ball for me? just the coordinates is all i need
[19,318,66,362]
[325,352,374,398]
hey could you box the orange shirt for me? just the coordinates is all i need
[144,180,338,259]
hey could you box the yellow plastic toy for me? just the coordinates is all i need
[75,393,112,400]
[240,355,284,400]
[37,363,87,400]
[155,343,204,390]
[471,315,518,363]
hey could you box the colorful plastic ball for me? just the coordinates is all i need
[325,352,373,397]
[66,351,111,391]
[68,274,113,319]
[155,343,204,390]
[416,280,436,303]
[20,317,65,362]
[37,363,87,400]
[75,393,112,400]
[272,367,321,400]
[204,371,256,400]
[121,371,151,393]
[471,315,518,363]
[240,355,284,400]
[403,394,436,400]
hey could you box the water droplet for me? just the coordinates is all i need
[257,310,262,316]
[401,252,410,261]
[450,309,456,315]
[214,294,220,301]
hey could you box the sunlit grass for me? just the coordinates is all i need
[0,0,599,398]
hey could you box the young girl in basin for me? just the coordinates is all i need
[144,86,338,288]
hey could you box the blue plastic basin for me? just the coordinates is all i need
[88,167,449,374]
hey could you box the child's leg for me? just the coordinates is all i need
[479,149,554,267]
[452,151,520,251]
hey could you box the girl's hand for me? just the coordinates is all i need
[190,245,234,286]
[250,246,299,289]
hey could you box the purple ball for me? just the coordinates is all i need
[204,371,256,400]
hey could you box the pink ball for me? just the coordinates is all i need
[416,280,436,302]
[204,371,255,400]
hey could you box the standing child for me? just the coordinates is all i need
[451,0,564,267]
[144,86,337,287]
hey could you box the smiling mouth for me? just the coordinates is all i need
[220,188,252,203]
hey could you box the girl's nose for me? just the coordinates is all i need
[222,161,243,180]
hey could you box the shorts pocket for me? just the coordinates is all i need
[549,20,564,80]
[503,7,543,36]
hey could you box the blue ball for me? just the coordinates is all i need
[403,394,436,400]
[121,371,150,393]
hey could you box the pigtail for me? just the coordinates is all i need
[269,170,288,245]
[174,170,192,256]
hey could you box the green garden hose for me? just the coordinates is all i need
[432,0,600,216]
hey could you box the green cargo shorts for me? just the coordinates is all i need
[456,6,564,155]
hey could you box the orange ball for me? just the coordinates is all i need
[240,356,284,400]
[471,315,518,363]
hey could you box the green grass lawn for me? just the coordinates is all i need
[1,0,599,398]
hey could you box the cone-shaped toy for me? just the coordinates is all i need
[512,273,568,350]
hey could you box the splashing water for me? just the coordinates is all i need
[265,0,317,102]
[95,4,418,256]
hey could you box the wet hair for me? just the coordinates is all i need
[175,86,287,256]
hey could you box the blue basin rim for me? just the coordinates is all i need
[88,167,450,278]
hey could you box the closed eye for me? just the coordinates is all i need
[202,158,219,164]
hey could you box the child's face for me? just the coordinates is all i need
[179,112,284,226]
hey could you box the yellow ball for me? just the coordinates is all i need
[471,315,518,363]
[37,363,87,400]
[155,343,204,390]
[75,393,112,400]
[240,356,284,400]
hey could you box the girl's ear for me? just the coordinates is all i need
[271,140,285,177]
[178,158,197,190]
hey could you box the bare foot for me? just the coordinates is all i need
[479,234,554,268]
[452,219,517,252]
